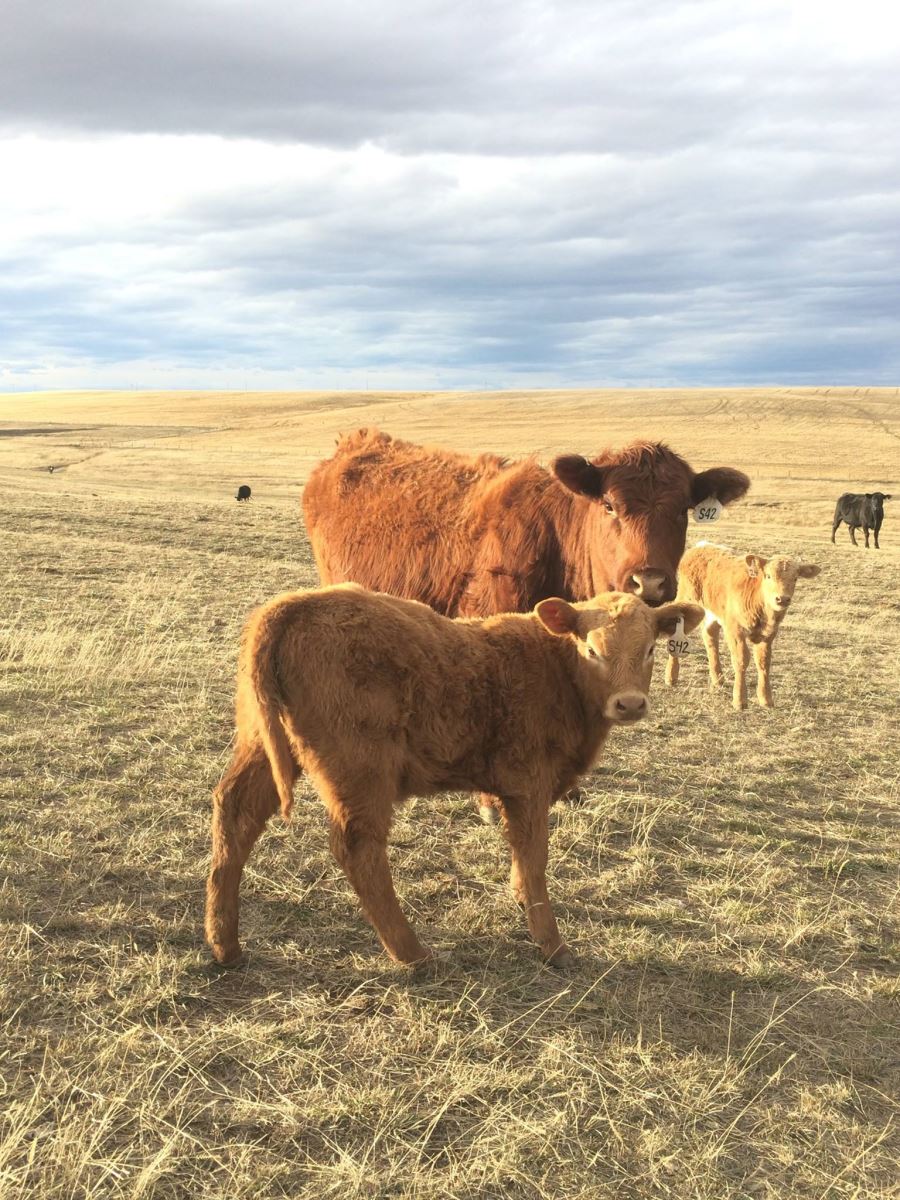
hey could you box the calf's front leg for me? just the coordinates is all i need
[725,624,750,710]
[752,639,774,707]
[326,786,432,965]
[501,797,572,967]
[702,618,724,688]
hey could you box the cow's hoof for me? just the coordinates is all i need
[545,945,576,970]
[478,804,500,826]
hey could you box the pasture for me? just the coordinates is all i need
[1,387,898,1199]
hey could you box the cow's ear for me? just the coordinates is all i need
[552,455,608,499]
[654,602,704,637]
[798,563,820,579]
[884,495,892,501]
[691,468,750,507]
[745,553,765,577]
[536,598,579,636]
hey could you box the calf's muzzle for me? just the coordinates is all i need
[605,690,649,723]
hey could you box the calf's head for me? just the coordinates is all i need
[537,592,704,722]
[745,554,820,611]
[553,443,750,606]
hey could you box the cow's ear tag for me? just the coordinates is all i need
[693,496,722,524]
[666,616,691,657]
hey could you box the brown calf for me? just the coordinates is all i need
[206,585,703,969]
[665,544,820,709]
[302,428,750,615]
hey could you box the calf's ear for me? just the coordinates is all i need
[536,598,579,636]
[797,563,821,579]
[691,467,750,507]
[552,454,608,499]
[653,602,704,637]
[745,553,765,577]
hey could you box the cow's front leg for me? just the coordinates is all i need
[752,640,774,707]
[863,526,871,548]
[501,797,572,967]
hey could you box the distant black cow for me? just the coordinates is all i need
[236,485,252,502]
[831,492,891,549]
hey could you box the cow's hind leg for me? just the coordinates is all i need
[502,797,571,967]
[831,519,840,544]
[325,782,431,965]
[206,742,284,965]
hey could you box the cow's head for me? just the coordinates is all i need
[537,592,704,722]
[870,492,892,510]
[744,554,820,612]
[552,443,750,606]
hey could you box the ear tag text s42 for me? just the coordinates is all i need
[693,497,722,524]
[667,616,691,657]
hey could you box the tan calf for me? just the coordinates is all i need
[206,585,702,970]
[665,544,820,709]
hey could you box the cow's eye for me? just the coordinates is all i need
[602,498,615,515]
[646,645,655,659]
[588,645,599,659]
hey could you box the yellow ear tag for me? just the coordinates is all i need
[667,616,691,657]
[693,497,722,524]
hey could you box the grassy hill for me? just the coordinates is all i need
[1,389,898,1198]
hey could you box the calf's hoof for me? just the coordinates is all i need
[394,944,435,968]
[545,944,576,970]
[210,946,245,969]
[478,803,500,826]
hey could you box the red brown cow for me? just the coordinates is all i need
[206,584,704,970]
[302,428,750,616]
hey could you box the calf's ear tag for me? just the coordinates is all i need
[693,496,722,524]
[666,616,691,657]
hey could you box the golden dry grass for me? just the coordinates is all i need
[1,388,898,1198]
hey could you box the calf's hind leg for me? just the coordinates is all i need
[206,742,285,965]
[325,781,432,965]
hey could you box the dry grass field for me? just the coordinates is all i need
[1,387,898,1199]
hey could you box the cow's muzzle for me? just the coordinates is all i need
[626,570,674,606]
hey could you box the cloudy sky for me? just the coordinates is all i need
[2,0,899,391]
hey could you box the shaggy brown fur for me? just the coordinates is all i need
[206,585,703,970]
[665,544,820,709]
[302,428,750,617]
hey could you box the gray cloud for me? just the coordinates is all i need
[1,0,899,388]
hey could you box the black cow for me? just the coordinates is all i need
[236,485,252,502]
[831,492,891,549]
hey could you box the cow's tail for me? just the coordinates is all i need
[243,594,304,821]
